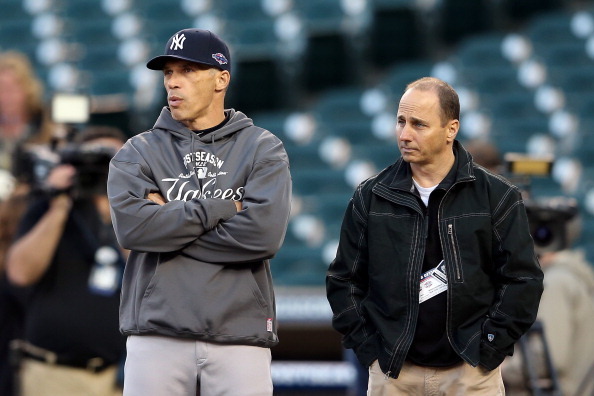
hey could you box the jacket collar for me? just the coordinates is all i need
[381,140,476,191]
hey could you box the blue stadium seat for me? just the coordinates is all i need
[525,11,578,51]
[484,91,539,119]
[547,65,594,95]
[271,244,326,286]
[212,0,268,22]
[464,65,526,98]
[1,0,29,20]
[381,60,434,100]
[368,0,427,68]
[284,144,328,171]
[351,141,399,170]
[492,116,549,154]
[291,168,353,196]
[0,20,34,48]
[536,41,592,68]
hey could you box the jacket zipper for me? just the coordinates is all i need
[447,224,462,281]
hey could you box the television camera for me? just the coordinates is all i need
[504,153,580,256]
[14,93,116,198]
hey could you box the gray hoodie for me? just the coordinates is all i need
[107,108,291,347]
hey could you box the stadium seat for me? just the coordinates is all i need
[492,116,549,154]
[291,168,353,196]
[572,133,594,163]
[77,43,125,75]
[212,0,268,22]
[1,0,29,20]
[525,11,578,51]
[87,69,133,96]
[312,87,367,122]
[463,65,526,98]
[381,60,435,100]
[284,144,329,171]
[63,19,116,45]
[351,141,399,170]
[271,244,326,286]
[484,90,539,120]
[434,0,494,45]
[58,0,107,18]
[565,90,594,119]
[455,33,511,70]
[0,20,34,48]
[293,0,362,92]
[368,0,427,68]
[536,40,592,68]
[498,0,564,24]
[547,65,594,95]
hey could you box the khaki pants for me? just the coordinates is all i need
[368,360,505,395]
[19,358,121,396]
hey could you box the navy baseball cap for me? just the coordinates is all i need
[146,28,231,73]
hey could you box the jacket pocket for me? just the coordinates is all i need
[446,223,464,282]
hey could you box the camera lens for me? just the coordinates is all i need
[533,224,554,247]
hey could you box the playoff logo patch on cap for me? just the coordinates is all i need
[212,53,228,66]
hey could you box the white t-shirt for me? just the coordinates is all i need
[412,178,438,206]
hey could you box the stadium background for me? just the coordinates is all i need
[2,0,594,393]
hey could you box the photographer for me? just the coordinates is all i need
[5,126,127,396]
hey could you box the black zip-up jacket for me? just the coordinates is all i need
[326,141,543,378]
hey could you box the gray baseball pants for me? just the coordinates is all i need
[123,335,273,396]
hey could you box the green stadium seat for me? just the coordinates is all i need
[293,0,362,92]
[525,11,578,51]
[2,0,28,20]
[291,168,353,196]
[492,116,549,154]
[381,60,434,99]
[212,0,268,22]
[435,0,494,46]
[368,0,427,68]
[271,244,327,286]
[536,41,592,68]
[464,65,526,98]
[547,65,594,95]
[455,33,510,70]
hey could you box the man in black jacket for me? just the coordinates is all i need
[326,77,543,394]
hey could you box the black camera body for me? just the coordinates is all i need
[525,198,579,255]
[58,144,114,198]
[14,143,114,199]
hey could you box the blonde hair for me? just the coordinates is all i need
[0,51,44,119]
[0,51,54,143]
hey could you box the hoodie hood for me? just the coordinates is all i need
[152,107,254,143]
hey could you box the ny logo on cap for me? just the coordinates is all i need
[170,33,186,51]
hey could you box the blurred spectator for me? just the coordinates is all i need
[5,126,128,396]
[502,205,594,396]
[467,138,594,393]
[0,51,55,183]
[0,50,58,396]
[465,138,503,173]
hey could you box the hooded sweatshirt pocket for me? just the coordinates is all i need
[136,254,271,338]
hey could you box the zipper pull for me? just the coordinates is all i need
[384,371,391,380]
[448,224,453,234]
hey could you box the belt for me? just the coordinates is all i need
[12,340,113,373]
